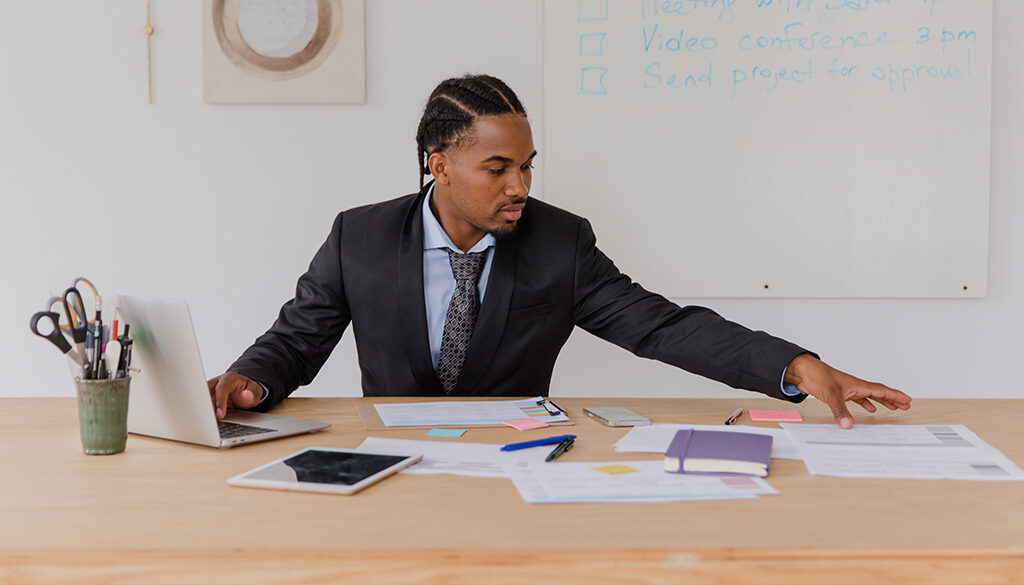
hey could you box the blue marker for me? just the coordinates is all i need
[500,434,577,452]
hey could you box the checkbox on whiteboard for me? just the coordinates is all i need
[577,0,608,22]
[579,32,607,56]
[580,67,608,95]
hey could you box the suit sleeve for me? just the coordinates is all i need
[570,219,810,401]
[228,212,352,411]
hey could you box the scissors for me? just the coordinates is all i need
[30,287,93,377]
[29,310,90,377]
[61,287,91,358]
[44,276,101,334]
[65,276,101,329]
[71,277,101,321]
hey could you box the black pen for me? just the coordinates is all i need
[85,297,102,365]
[539,399,561,416]
[90,320,104,379]
[544,399,566,416]
[545,437,574,462]
[117,324,132,378]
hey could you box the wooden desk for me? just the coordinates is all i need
[1,397,1022,585]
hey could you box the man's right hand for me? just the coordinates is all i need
[206,372,265,420]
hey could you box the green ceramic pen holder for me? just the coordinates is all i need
[74,376,131,455]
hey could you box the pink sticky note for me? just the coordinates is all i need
[721,476,757,486]
[503,418,549,431]
[749,409,803,422]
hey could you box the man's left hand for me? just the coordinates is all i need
[785,354,911,429]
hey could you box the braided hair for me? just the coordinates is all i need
[415,74,528,191]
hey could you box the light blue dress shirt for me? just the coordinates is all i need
[782,378,802,396]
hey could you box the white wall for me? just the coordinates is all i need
[2,1,1021,402]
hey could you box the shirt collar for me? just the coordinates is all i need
[422,183,496,254]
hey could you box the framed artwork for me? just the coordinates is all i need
[203,0,365,104]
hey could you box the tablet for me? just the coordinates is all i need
[227,447,422,495]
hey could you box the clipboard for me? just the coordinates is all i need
[357,398,575,430]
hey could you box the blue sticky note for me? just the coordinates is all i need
[427,428,466,438]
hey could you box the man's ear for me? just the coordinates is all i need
[428,152,450,185]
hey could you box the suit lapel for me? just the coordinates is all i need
[398,191,445,395]
[457,235,517,395]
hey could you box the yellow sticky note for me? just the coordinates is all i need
[592,464,639,475]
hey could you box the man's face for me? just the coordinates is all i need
[430,114,537,250]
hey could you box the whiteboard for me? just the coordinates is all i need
[543,0,991,298]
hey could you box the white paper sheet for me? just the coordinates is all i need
[373,397,569,427]
[613,424,803,460]
[354,436,551,478]
[781,424,1024,480]
[506,460,778,504]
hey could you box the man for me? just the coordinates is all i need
[208,74,911,428]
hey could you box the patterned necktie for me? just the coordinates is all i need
[436,248,487,394]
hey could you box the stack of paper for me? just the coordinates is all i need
[613,423,803,460]
[356,437,550,478]
[373,397,569,427]
[507,460,777,504]
[782,424,1024,480]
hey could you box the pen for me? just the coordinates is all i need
[116,324,132,378]
[89,326,100,379]
[90,319,105,379]
[724,407,743,425]
[500,434,576,452]
[545,437,574,462]
[545,399,566,416]
[85,296,102,363]
[539,399,562,416]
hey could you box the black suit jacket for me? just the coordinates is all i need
[231,188,810,409]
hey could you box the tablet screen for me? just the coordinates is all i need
[245,449,411,486]
[229,447,423,495]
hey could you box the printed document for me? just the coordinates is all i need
[781,424,1024,480]
[614,423,803,460]
[355,437,550,478]
[373,397,569,427]
[507,460,778,504]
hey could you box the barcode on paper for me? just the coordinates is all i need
[927,426,972,447]
[969,463,1008,476]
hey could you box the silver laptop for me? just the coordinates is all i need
[117,295,329,448]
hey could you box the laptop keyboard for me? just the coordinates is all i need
[217,420,277,439]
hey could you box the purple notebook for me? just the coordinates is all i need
[664,429,772,477]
